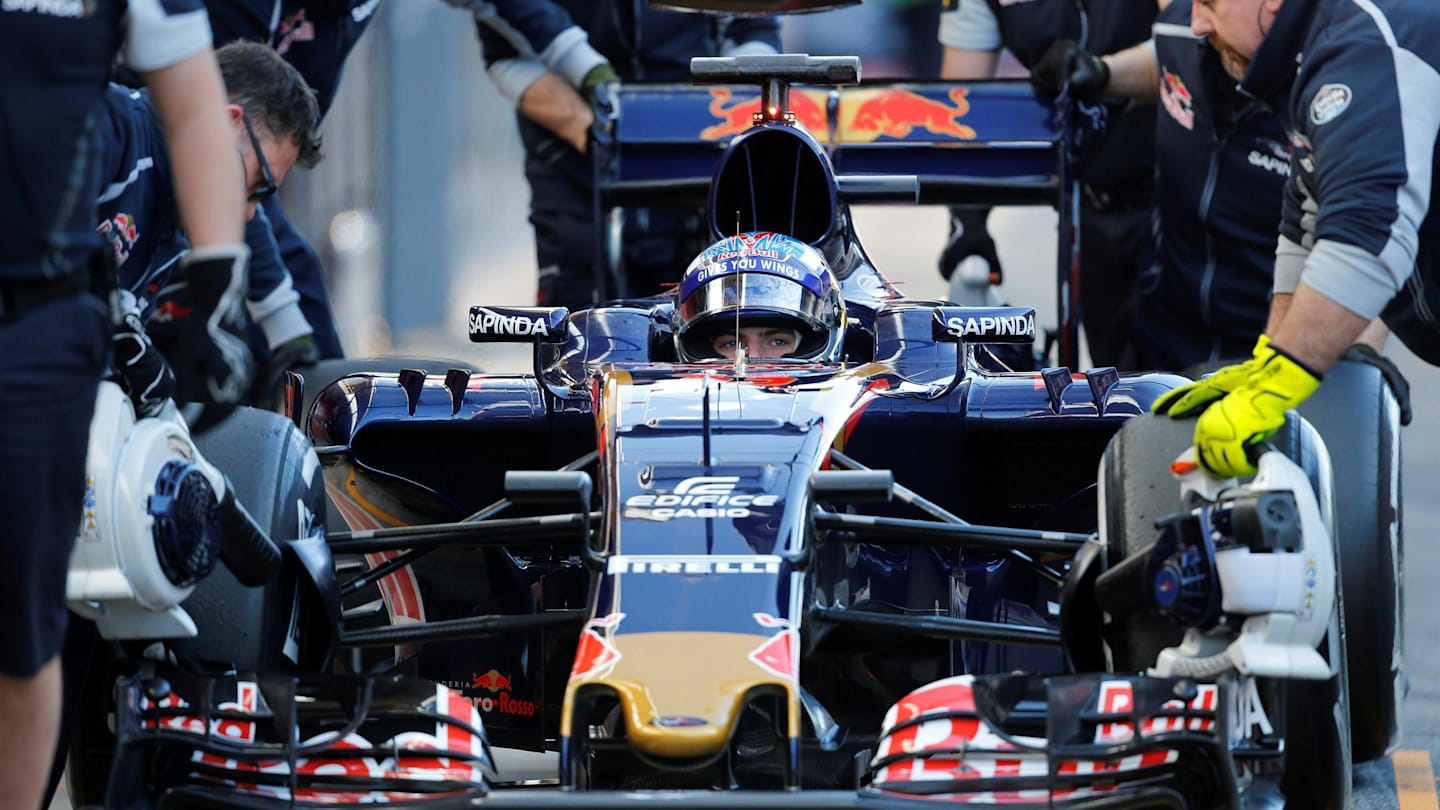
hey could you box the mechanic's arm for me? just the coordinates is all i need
[138,49,244,248]
[517,71,593,152]
[466,0,610,89]
[938,0,1002,79]
[245,206,313,350]
[1099,42,1159,102]
[1267,284,1370,373]
[942,48,1001,80]
[1267,39,1439,372]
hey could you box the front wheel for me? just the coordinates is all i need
[1098,413,1351,808]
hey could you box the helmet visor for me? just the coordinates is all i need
[677,272,828,330]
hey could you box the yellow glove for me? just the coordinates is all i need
[1194,340,1321,478]
[1151,335,1275,417]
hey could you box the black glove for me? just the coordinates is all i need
[255,334,319,411]
[168,245,255,430]
[112,292,175,418]
[1031,40,1110,100]
[1343,343,1412,426]
[938,206,1003,282]
[583,63,620,154]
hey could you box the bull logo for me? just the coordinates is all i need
[470,669,512,694]
[840,88,976,143]
[701,88,830,140]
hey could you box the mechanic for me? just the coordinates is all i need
[474,2,781,309]
[197,0,392,367]
[672,233,845,364]
[1153,0,1440,479]
[32,42,322,807]
[0,2,245,807]
[938,0,1158,369]
[104,41,324,414]
[1025,0,1283,372]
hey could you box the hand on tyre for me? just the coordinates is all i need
[1031,40,1110,100]
[112,290,175,418]
[938,206,1002,282]
[168,244,255,418]
[1343,343,1412,425]
[1193,337,1321,478]
[1151,335,1276,417]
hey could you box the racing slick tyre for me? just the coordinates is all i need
[1295,360,1404,763]
[64,407,332,804]
[178,405,333,673]
[1186,358,1404,763]
[1099,412,1352,809]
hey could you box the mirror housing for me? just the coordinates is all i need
[931,306,1037,344]
[468,306,569,343]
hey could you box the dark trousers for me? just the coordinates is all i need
[1131,300,1258,373]
[0,288,109,678]
[519,117,707,309]
[1078,197,1151,369]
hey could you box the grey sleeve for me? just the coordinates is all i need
[122,0,212,72]
[938,0,1001,52]
[487,57,551,105]
[1292,22,1440,319]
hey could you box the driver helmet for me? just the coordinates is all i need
[673,231,845,363]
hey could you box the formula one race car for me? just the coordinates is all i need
[64,50,1403,810]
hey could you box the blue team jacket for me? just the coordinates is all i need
[1241,0,1440,364]
[92,85,295,327]
[1141,0,1291,356]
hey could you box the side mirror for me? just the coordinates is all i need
[931,306,1037,344]
[468,306,569,344]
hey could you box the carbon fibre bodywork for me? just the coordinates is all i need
[289,62,1241,804]
[309,305,1185,757]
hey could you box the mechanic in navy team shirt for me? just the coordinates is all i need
[179,0,370,369]
[0,2,246,806]
[938,0,1158,369]
[99,42,324,415]
[473,2,782,309]
[1026,0,1291,372]
[1152,0,1440,479]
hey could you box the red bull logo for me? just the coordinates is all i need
[97,212,139,267]
[701,88,830,141]
[150,298,192,323]
[456,670,535,717]
[275,9,315,56]
[839,88,976,143]
[1159,67,1195,131]
[471,669,512,694]
[571,613,625,680]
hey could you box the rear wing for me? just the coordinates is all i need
[593,81,1064,209]
[591,80,1083,366]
